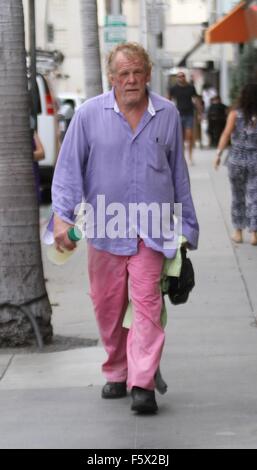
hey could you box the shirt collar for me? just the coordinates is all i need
[105,88,158,116]
[113,94,156,116]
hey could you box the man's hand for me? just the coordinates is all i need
[181,241,190,250]
[53,213,76,253]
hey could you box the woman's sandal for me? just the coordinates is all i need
[231,231,243,243]
[250,232,257,246]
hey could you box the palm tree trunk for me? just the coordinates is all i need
[0,0,52,347]
[80,0,103,98]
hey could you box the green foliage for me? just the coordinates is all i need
[230,44,257,103]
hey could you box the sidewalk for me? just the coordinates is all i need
[1,148,257,449]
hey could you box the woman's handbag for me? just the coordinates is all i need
[166,248,195,305]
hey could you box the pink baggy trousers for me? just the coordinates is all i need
[88,240,165,390]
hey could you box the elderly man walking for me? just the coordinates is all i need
[52,43,199,414]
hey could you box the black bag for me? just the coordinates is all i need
[167,248,195,305]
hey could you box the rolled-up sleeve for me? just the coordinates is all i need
[52,110,89,224]
[171,112,199,249]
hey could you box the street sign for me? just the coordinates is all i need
[105,15,126,26]
[104,14,127,50]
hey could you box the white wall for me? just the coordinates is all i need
[123,0,140,26]
[23,0,86,94]
[22,0,234,97]
[168,0,208,24]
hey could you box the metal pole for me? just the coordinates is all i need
[140,0,148,49]
[147,0,162,94]
[217,0,229,105]
[111,0,121,15]
[44,0,50,49]
[29,0,38,129]
[207,0,216,24]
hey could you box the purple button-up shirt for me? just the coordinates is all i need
[52,88,199,258]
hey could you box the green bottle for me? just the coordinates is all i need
[67,226,82,242]
[47,226,82,265]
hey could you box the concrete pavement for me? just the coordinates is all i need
[1,148,257,449]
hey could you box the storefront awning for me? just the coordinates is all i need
[205,1,257,44]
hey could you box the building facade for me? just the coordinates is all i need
[22,0,235,100]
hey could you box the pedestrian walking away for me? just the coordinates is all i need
[214,83,257,246]
[202,82,217,114]
[168,71,202,166]
[207,95,227,147]
[51,42,199,414]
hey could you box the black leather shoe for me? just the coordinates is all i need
[102,381,127,399]
[131,386,158,414]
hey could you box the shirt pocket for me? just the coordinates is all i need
[147,139,170,172]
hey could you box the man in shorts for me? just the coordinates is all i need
[169,72,201,165]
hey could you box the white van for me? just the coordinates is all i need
[35,74,58,201]
[57,92,85,111]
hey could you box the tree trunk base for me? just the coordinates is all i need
[0,299,53,348]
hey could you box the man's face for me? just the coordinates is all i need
[177,73,186,86]
[110,52,151,107]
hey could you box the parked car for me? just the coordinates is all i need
[31,74,58,202]
[56,93,85,143]
[57,92,85,111]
